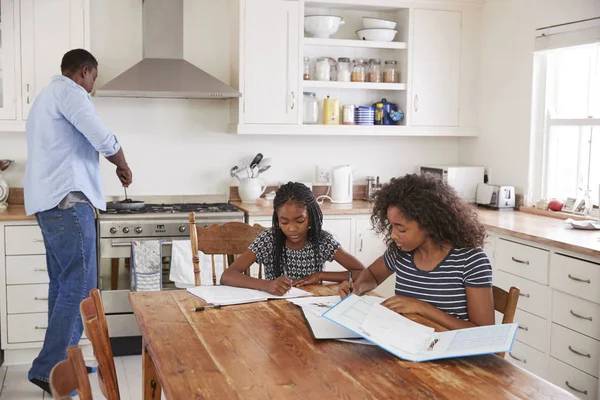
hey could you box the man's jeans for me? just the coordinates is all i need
[28,203,97,382]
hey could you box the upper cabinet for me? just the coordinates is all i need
[0,0,18,120]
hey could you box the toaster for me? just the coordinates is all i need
[476,183,515,209]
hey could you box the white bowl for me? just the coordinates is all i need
[356,28,398,42]
[305,15,345,39]
[362,17,397,30]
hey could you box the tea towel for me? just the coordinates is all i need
[131,240,163,291]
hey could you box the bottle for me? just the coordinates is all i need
[323,96,340,125]
[303,92,318,124]
[337,57,351,82]
[303,57,311,80]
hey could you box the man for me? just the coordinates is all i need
[24,49,132,394]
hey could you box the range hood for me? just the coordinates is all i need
[95,0,240,99]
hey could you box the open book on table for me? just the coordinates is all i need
[323,294,518,362]
[186,285,312,306]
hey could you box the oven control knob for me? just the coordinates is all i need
[123,227,130,234]
[135,227,143,234]
[109,227,117,234]
[179,226,186,233]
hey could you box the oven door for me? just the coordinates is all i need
[98,237,187,314]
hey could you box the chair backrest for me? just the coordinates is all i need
[50,345,93,400]
[80,289,121,399]
[493,285,520,358]
[188,212,266,286]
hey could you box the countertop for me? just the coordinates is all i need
[232,200,600,259]
[0,205,35,221]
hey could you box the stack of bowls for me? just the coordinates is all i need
[356,17,398,42]
[355,106,375,126]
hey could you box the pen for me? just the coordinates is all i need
[190,304,222,312]
[349,271,353,293]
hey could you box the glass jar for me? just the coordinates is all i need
[351,58,367,82]
[337,57,351,82]
[315,57,331,81]
[384,60,399,83]
[303,92,319,124]
[303,57,311,80]
[368,58,382,83]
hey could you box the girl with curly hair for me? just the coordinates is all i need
[340,173,494,330]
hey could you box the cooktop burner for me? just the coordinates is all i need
[100,203,240,215]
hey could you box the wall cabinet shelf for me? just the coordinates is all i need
[304,38,407,50]
[303,81,406,91]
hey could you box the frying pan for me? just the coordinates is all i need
[106,187,145,210]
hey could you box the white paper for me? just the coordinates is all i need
[301,308,361,339]
[288,295,383,317]
[564,218,600,230]
[186,285,312,306]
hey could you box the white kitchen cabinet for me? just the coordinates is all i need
[355,218,395,297]
[240,0,299,125]
[410,9,461,127]
[322,217,352,272]
[0,0,18,120]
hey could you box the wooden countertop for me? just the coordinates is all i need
[0,205,36,221]
[231,200,373,216]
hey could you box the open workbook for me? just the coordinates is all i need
[186,285,312,306]
[323,294,519,362]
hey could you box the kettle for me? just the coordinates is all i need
[330,165,353,204]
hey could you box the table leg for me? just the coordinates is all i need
[143,343,162,400]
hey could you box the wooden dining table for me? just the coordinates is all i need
[129,285,576,400]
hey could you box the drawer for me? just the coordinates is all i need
[506,340,548,380]
[553,290,600,341]
[495,239,549,284]
[5,225,45,255]
[550,254,600,304]
[551,323,600,377]
[7,313,49,343]
[494,269,549,318]
[483,234,496,267]
[514,309,547,352]
[6,255,49,285]
[549,357,599,400]
[7,284,49,314]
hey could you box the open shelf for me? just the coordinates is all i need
[303,81,406,90]
[304,38,407,50]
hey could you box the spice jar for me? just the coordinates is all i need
[303,57,311,80]
[384,60,399,83]
[368,58,382,83]
[303,92,318,124]
[337,57,351,82]
[351,58,367,82]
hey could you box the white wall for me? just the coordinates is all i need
[458,0,600,194]
[0,0,460,196]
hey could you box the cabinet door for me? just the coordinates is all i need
[243,0,299,124]
[20,0,87,119]
[355,218,395,297]
[0,0,17,119]
[410,9,461,127]
[322,217,352,272]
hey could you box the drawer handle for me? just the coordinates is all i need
[570,310,593,321]
[568,345,591,358]
[508,352,526,363]
[33,239,44,243]
[34,297,48,301]
[519,293,530,298]
[518,325,528,331]
[511,257,529,265]
[565,381,588,395]
[34,326,47,330]
[34,268,47,272]
[568,274,591,284]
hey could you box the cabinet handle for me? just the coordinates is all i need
[519,293,530,298]
[33,238,44,243]
[517,325,528,331]
[359,236,363,252]
[570,309,593,321]
[511,257,529,265]
[34,268,47,272]
[290,91,295,110]
[414,95,418,112]
[508,352,526,363]
[568,274,591,284]
[565,381,588,395]
[26,83,31,104]
[34,297,48,301]
[568,345,591,358]
[35,326,48,330]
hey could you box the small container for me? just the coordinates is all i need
[303,92,319,124]
[351,58,367,82]
[342,104,356,125]
[337,57,351,82]
[374,103,384,125]
[368,58,382,83]
[316,57,331,81]
[384,60,399,83]
[323,96,340,125]
[303,57,311,80]
[364,176,376,200]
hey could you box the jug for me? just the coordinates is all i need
[238,178,268,204]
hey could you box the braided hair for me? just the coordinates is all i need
[272,182,323,278]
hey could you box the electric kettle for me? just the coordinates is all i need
[330,165,353,204]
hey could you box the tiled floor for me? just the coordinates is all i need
[0,356,166,399]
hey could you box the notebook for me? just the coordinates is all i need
[323,294,519,362]
[186,285,312,306]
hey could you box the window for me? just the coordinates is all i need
[530,43,600,207]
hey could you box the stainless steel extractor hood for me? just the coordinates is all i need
[95,0,240,99]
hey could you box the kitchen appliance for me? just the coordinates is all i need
[364,176,382,200]
[476,183,515,210]
[330,165,353,204]
[97,195,244,355]
[420,165,484,203]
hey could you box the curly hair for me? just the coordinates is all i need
[371,173,486,248]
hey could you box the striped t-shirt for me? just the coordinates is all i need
[383,245,493,320]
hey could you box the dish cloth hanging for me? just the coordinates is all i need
[130,240,163,291]
[169,239,227,286]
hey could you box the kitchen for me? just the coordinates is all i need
[1,0,600,398]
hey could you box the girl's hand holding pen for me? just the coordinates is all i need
[265,276,293,296]
[338,280,369,298]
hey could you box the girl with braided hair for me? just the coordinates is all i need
[221,182,365,296]
[339,174,495,330]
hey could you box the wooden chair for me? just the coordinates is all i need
[50,345,93,400]
[493,285,520,358]
[189,212,266,286]
[80,289,121,400]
